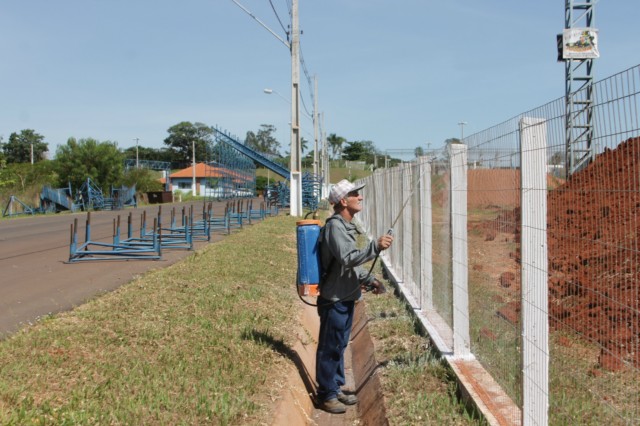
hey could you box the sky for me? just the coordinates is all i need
[1,0,639,161]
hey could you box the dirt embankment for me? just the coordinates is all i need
[470,137,640,371]
[546,137,640,371]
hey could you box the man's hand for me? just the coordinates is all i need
[362,278,387,295]
[370,278,387,295]
[377,234,393,252]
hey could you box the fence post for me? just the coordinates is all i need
[390,166,401,277]
[419,156,433,310]
[520,117,549,425]
[402,162,413,291]
[450,143,471,359]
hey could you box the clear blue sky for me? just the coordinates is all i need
[1,1,638,160]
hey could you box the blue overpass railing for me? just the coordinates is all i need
[213,127,290,179]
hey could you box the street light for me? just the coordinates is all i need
[263,88,290,104]
[263,88,313,120]
[458,121,467,142]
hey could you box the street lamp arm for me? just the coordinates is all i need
[230,0,290,49]
[264,88,290,104]
[264,88,313,121]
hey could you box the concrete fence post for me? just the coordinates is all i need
[520,117,549,426]
[450,143,471,359]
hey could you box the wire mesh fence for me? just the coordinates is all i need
[356,63,640,425]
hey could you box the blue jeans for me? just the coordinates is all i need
[315,299,355,402]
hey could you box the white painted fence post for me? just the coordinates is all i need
[520,117,549,426]
[402,162,413,294]
[419,156,433,310]
[450,143,471,359]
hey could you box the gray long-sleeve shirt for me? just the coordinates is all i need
[319,214,379,301]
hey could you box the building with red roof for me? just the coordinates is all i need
[161,163,254,197]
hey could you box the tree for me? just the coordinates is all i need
[0,162,56,193]
[244,124,281,155]
[342,140,378,164]
[121,168,163,193]
[414,146,424,157]
[122,145,174,163]
[0,136,6,168]
[3,129,48,164]
[164,122,213,165]
[327,133,345,159]
[54,137,124,191]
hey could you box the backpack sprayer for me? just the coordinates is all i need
[295,218,393,306]
[296,219,323,298]
[295,217,397,307]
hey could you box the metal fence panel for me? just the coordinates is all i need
[356,64,640,425]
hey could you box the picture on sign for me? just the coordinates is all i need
[562,28,599,59]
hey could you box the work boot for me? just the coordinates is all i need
[337,391,358,405]
[320,398,346,414]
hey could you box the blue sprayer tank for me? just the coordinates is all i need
[296,219,322,297]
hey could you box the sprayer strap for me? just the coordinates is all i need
[319,256,335,289]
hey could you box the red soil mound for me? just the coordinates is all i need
[547,136,640,370]
[467,169,565,209]
[476,137,639,370]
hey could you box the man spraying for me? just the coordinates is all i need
[316,179,394,414]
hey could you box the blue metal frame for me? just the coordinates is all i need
[2,196,37,217]
[68,212,161,262]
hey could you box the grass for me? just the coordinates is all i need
[0,215,302,425]
[363,275,486,425]
[1,210,489,425]
[351,211,484,425]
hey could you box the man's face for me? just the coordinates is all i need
[342,190,363,214]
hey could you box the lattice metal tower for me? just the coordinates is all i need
[564,0,597,176]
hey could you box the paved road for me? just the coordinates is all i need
[0,200,237,338]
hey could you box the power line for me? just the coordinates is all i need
[229,0,289,48]
[268,0,288,37]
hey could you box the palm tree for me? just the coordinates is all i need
[327,133,346,160]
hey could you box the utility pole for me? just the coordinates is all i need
[289,0,303,216]
[313,75,320,204]
[192,139,197,196]
[313,75,319,178]
[321,112,329,198]
[133,138,140,169]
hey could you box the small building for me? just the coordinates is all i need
[163,163,254,197]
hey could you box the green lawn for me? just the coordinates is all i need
[0,212,484,425]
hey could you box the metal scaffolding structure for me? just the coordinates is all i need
[563,0,597,176]
[205,132,257,200]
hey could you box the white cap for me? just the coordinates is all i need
[329,179,365,204]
